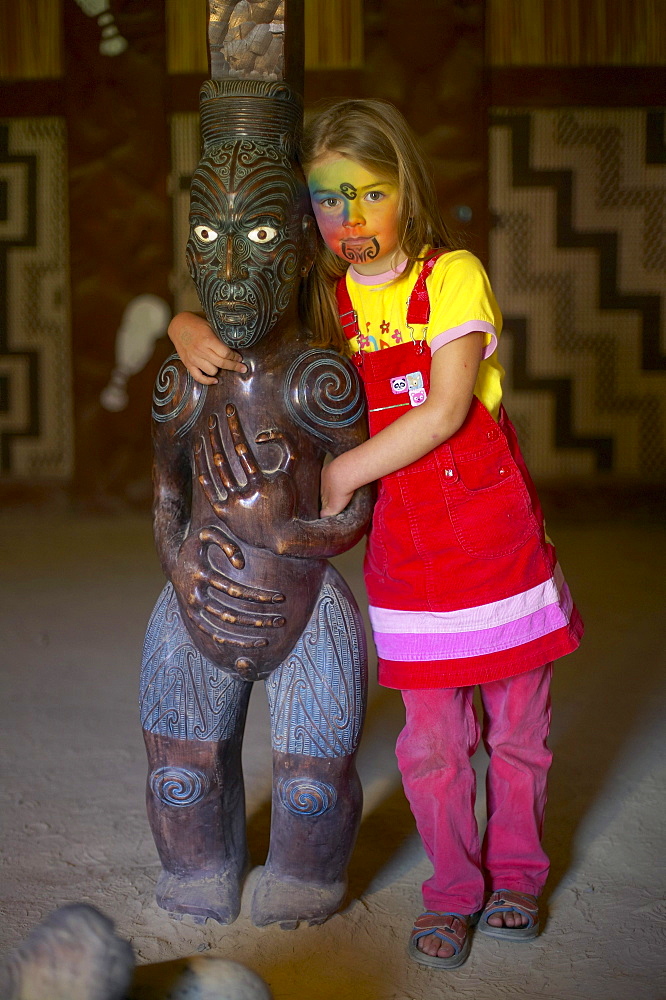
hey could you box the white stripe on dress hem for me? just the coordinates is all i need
[369,565,566,634]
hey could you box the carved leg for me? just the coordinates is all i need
[253,566,368,927]
[140,584,252,924]
[143,727,250,924]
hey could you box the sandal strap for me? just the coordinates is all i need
[483,890,538,928]
[411,911,469,954]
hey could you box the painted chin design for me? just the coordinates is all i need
[340,237,380,264]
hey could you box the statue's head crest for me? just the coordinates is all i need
[199,78,302,159]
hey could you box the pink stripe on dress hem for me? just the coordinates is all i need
[378,608,584,689]
[373,584,574,662]
[430,321,497,359]
[369,566,565,634]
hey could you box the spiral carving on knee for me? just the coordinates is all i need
[149,766,211,807]
[277,776,337,817]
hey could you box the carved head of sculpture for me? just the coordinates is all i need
[186,80,315,349]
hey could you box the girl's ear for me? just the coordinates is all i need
[300,214,317,276]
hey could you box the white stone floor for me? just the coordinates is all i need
[0,510,664,1000]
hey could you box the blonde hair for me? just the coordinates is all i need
[300,98,463,353]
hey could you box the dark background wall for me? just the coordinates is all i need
[0,0,664,510]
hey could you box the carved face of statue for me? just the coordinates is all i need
[307,154,402,275]
[187,139,312,348]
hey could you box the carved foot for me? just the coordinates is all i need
[250,866,346,928]
[156,867,245,925]
[0,903,134,1000]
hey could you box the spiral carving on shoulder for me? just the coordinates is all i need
[277,777,337,817]
[152,355,207,437]
[149,766,210,807]
[284,351,365,445]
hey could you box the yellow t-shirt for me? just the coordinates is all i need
[344,249,505,420]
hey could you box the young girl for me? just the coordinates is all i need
[169,99,583,970]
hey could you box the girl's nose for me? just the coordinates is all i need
[343,201,366,228]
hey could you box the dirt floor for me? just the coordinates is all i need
[0,508,664,1000]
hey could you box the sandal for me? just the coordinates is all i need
[477,890,539,941]
[408,910,480,969]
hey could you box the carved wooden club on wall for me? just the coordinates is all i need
[139,0,371,928]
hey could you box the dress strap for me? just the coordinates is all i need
[405,251,448,325]
[335,275,360,341]
[335,250,450,340]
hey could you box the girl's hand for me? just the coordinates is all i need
[168,311,247,385]
[320,457,356,518]
[319,331,485,506]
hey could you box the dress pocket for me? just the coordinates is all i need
[438,437,538,559]
[366,484,390,577]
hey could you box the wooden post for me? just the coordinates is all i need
[140,0,371,928]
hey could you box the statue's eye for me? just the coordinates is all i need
[247,226,277,245]
[194,225,218,243]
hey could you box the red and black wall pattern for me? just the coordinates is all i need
[490,107,666,480]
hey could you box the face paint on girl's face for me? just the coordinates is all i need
[306,155,403,274]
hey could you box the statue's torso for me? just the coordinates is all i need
[153,339,364,680]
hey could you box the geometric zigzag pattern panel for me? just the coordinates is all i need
[490,108,666,480]
[0,118,72,479]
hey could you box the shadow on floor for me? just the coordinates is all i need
[543,646,663,904]
[539,524,666,906]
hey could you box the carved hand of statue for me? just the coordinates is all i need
[195,404,299,553]
[194,402,373,559]
[171,521,286,643]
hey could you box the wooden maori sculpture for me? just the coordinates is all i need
[139,1,371,928]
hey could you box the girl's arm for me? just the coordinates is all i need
[168,311,247,384]
[320,331,484,516]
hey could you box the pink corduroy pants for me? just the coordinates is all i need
[396,663,553,915]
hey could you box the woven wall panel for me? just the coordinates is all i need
[490,108,666,479]
[0,0,63,80]
[487,0,665,67]
[304,0,363,69]
[170,112,201,314]
[0,118,73,479]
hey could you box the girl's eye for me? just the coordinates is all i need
[366,191,384,202]
[194,225,218,243]
[321,197,340,209]
[247,226,278,244]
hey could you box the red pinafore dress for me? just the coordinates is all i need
[336,256,583,690]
